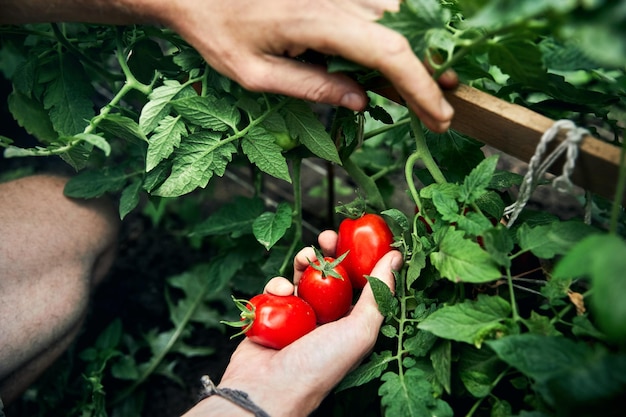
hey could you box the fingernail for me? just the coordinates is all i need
[340,92,364,110]
[440,98,454,119]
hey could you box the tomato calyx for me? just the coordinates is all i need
[306,247,349,280]
[220,296,256,338]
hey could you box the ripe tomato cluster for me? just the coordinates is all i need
[223,213,394,349]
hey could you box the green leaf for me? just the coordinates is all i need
[139,80,186,134]
[153,131,236,197]
[367,275,398,318]
[460,154,498,204]
[146,115,187,171]
[7,90,57,143]
[380,0,449,56]
[430,339,452,395]
[119,179,143,220]
[252,203,293,250]
[43,54,95,135]
[242,127,291,183]
[488,37,546,84]
[282,101,340,164]
[488,334,626,416]
[430,229,501,283]
[486,334,591,383]
[63,167,127,198]
[458,344,507,398]
[553,234,626,343]
[462,0,576,29]
[98,114,148,143]
[379,368,453,417]
[73,133,111,156]
[336,351,394,392]
[191,196,265,238]
[517,220,597,259]
[171,95,240,131]
[419,294,513,347]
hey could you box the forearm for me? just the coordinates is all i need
[0,0,167,25]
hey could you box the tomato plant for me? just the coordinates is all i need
[1,1,626,417]
[223,294,317,350]
[298,251,353,324]
[336,213,395,289]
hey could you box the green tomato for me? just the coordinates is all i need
[271,130,299,151]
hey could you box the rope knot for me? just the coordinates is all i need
[505,119,588,227]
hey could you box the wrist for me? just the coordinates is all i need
[181,395,251,417]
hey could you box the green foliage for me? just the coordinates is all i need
[1,0,625,416]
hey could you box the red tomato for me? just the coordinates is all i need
[298,255,353,324]
[336,213,394,289]
[227,294,317,350]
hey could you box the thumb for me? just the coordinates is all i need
[351,250,403,322]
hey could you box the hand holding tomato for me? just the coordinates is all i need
[184,232,402,417]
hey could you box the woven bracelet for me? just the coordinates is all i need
[198,375,271,417]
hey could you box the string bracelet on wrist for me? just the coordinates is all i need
[198,375,271,417]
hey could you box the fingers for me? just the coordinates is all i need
[292,230,338,285]
[234,56,370,113]
[264,277,294,296]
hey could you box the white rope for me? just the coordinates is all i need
[505,119,588,228]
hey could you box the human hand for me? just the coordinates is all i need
[182,230,402,417]
[156,0,457,132]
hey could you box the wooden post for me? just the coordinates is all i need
[370,81,623,205]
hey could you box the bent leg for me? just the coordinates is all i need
[0,174,119,404]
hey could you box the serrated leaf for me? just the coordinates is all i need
[460,154,498,204]
[139,80,186,134]
[458,344,507,398]
[171,95,240,131]
[119,179,142,220]
[488,38,546,83]
[282,100,340,164]
[242,127,291,183]
[430,229,501,283]
[488,333,626,415]
[73,133,111,156]
[379,368,453,417]
[430,339,452,395]
[146,115,187,171]
[98,114,148,143]
[380,0,448,56]
[191,196,265,237]
[419,295,513,347]
[43,54,95,135]
[153,131,235,197]
[336,351,394,392]
[517,220,597,259]
[252,203,293,250]
[368,276,398,318]
[7,90,57,142]
[63,167,127,198]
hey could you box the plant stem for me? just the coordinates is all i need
[505,267,521,322]
[279,158,303,277]
[409,112,447,185]
[363,117,410,140]
[341,155,386,212]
